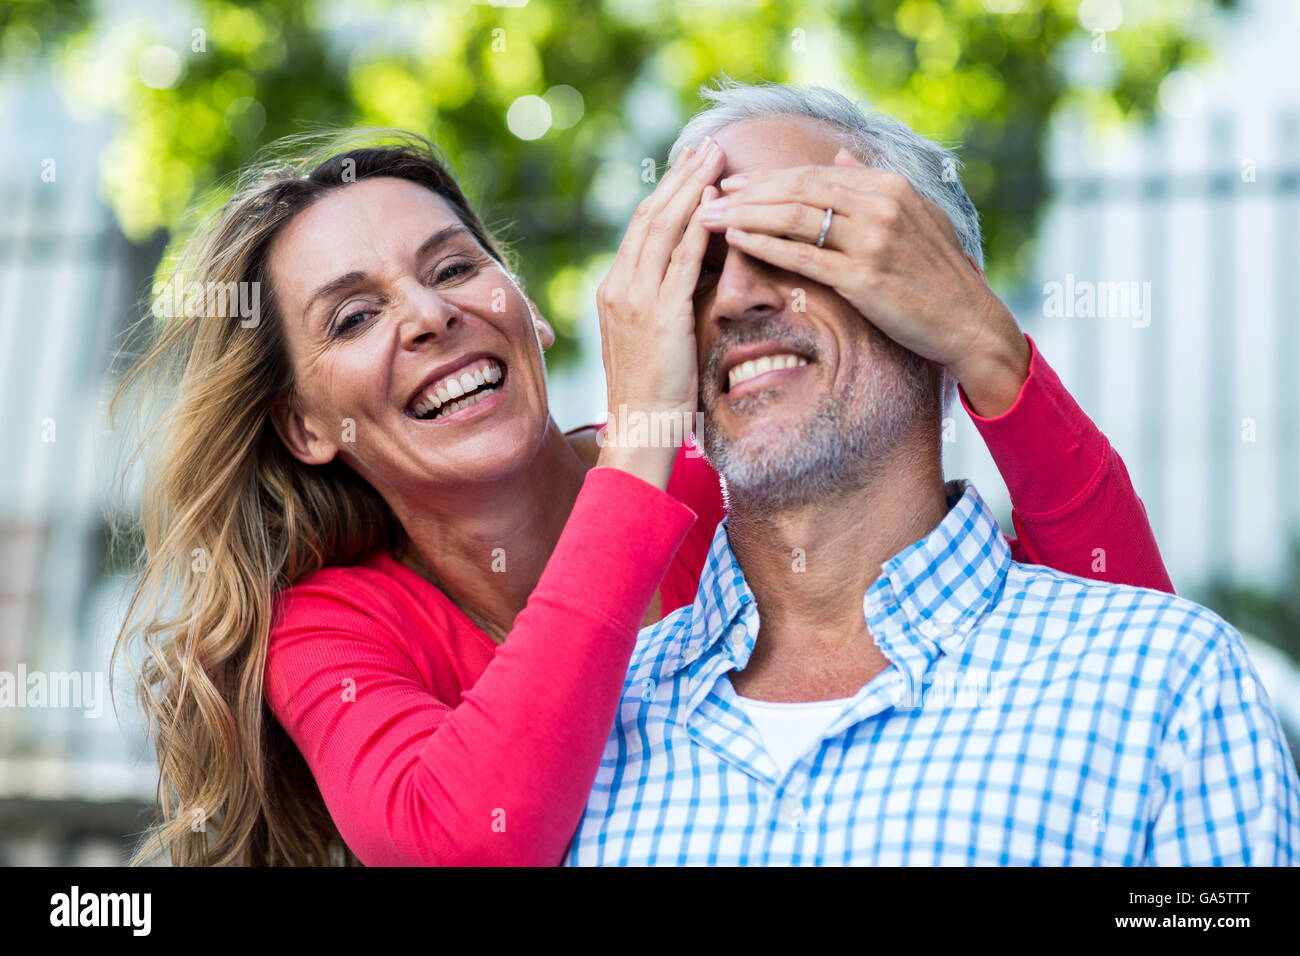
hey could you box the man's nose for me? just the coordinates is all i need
[396,278,462,348]
[706,245,787,328]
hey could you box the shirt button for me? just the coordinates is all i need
[780,799,805,830]
[639,678,657,702]
[919,618,954,640]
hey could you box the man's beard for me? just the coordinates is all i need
[698,317,939,516]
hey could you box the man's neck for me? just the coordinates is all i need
[390,423,588,643]
[725,433,948,703]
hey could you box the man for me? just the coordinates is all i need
[565,81,1300,865]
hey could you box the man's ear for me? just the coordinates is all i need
[270,396,339,466]
[527,297,555,350]
[964,252,987,282]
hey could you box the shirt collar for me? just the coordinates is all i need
[669,480,1011,679]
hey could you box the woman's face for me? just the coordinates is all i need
[267,176,555,501]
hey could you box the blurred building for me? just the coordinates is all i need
[0,66,161,864]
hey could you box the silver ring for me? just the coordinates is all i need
[815,207,834,247]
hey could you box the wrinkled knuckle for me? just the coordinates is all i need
[877,198,903,228]
[860,227,888,258]
[647,215,675,239]
[882,171,911,195]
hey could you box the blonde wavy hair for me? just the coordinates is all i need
[109,129,509,865]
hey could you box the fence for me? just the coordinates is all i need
[945,108,1300,595]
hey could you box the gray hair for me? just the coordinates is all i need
[668,79,983,270]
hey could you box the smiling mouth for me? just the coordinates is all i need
[722,352,810,393]
[406,358,506,421]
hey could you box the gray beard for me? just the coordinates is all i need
[699,340,937,517]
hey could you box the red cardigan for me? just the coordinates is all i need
[263,336,1173,866]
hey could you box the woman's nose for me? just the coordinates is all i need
[396,279,462,347]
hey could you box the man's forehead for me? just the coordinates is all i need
[712,114,848,178]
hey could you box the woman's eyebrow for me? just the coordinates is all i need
[306,270,367,323]
[304,224,472,324]
[414,223,471,259]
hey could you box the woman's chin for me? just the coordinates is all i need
[402,408,541,477]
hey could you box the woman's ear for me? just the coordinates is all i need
[527,297,555,350]
[270,396,339,466]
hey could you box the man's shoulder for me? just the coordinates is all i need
[995,560,1242,674]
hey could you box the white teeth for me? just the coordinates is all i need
[408,358,505,418]
[727,353,808,391]
[431,384,495,419]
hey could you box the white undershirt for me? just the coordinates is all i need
[731,691,856,778]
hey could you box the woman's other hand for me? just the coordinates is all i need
[701,148,1030,418]
[594,137,726,489]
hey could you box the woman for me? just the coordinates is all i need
[112,128,1171,866]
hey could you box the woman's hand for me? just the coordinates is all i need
[699,147,1030,417]
[595,137,726,489]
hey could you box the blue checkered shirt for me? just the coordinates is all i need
[565,481,1300,865]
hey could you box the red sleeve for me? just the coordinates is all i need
[264,466,697,866]
[581,423,727,613]
[660,435,726,611]
[961,334,1175,594]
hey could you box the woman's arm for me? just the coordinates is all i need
[265,466,696,866]
[266,142,726,866]
[569,424,726,615]
[962,334,1175,594]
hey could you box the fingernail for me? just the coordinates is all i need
[719,174,748,190]
[698,135,713,153]
[699,199,726,225]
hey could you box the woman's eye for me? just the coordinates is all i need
[334,309,374,335]
[433,259,478,283]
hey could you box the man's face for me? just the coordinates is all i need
[693,114,937,512]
